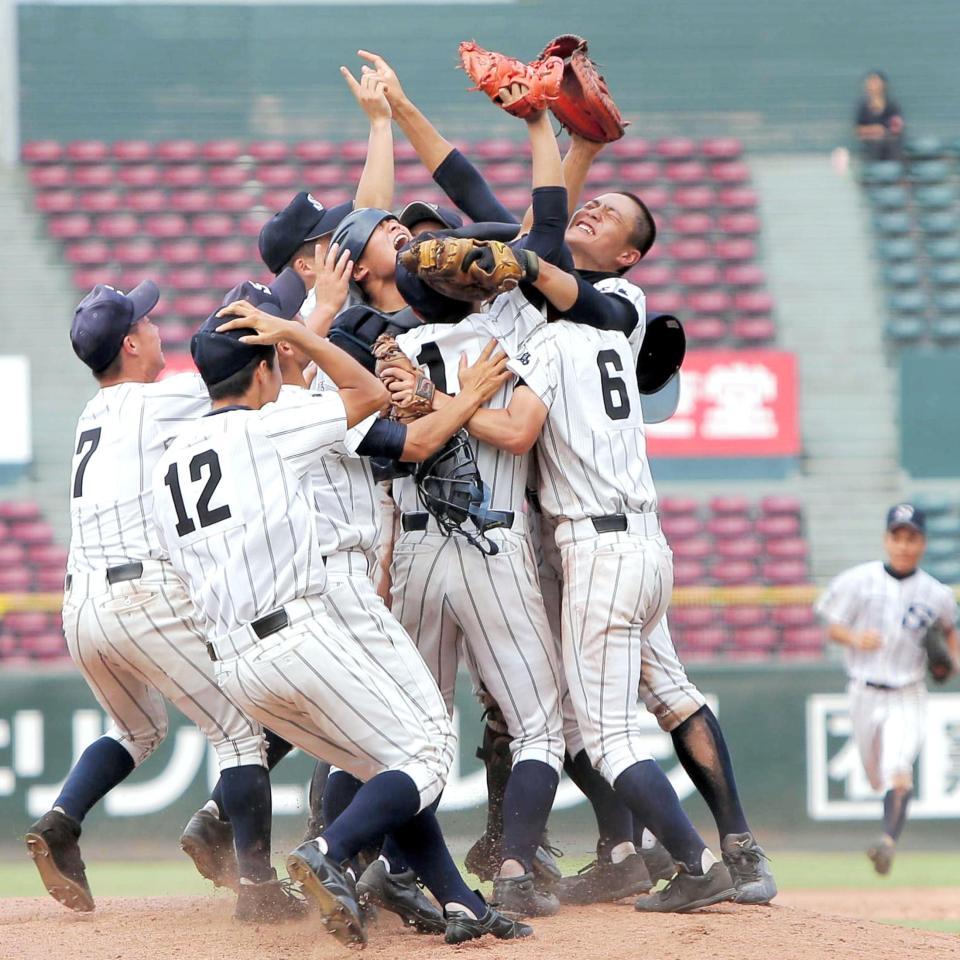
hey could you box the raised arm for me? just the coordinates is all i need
[341,65,395,211]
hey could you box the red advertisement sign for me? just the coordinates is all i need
[646,350,799,457]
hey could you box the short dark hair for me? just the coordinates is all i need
[287,239,319,270]
[207,347,276,401]
[93,350,124,383]
[615,190,657,261]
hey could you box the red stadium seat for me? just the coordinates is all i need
[687,290,733,314]
[619,161,662,187]
[396,165,435,186]
[674,537,713,560]
[10,522,54,546]
[671,212,715,236]
[143,213,189,239]
[717,187,758,210]
[393,141,420,163]
[22,141,64,164]
[207,164,249,189]
[722,264,765,287]
[647,290,684,314]
[119,268,166,292]
[210,266,249,289]
[205,239,251,266]
[628,263,674,288]
[661,517,704,543]
[169,189,213,213]
[684,318,728,344]
[709,161,750,184]
[0,569,31,591]
[706,515,753,538]
[734,627,778,652]
[713,237,757,262]
[260,189,298,213]
[718,212,761,235]
[5,612,50,636]
[710,496,751,516]
[636,185,669,213]
[72,165,115,189]
[733,290,774,313]
[96,213,140,239]
[66,240,111,265]
[716,538,763,561]
[78,190,123,213]
[711,561,757,585]
[161,165,207,189]
[160,322,196,349]
[660,501,701,524]
[496,188,532,213]
[168,266,211,291]
[677,263,720,287]
[118,164,161,189]
[585,161,618,186]
[255,165,299,189]
[782,626,824,651]
[66,141,109,164]
[111,140,154,164]
[474,139,518,161]
[610,138,651,159]
[665,162,708,184]
[765,538,808,561]
[294,141,336,164]
[159,238,204,264]
[156,140,200,164]
[670,606,718,629]
[127,191,168,214]
[760,495,803,516]
[761,560,809,585]
[678,627,728,655]
[0,501,41,522]
[772,605,817,628]
[0,542,26,566]
[74,266,119,289]
[673,186,716,210]
[29,165,70,189]
[212,190,256,213]
[668,237,711,262]
[339,139,371,162]
[48,214,92,240]
[171,293,219,320]
[192,213,236,238]
[33,569,68,592]
[113,239,156,265]
[301,164,349,188]
[756,514,801,540]
[731,317,776,342]
[700,138,743,161]
[655,137,697,161]
[722,605,768,629]
[238,212,271,237]
[673,559,706,586]
[200,140,245,164]
[248,141,289,164]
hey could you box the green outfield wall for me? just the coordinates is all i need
[1,664,958,850]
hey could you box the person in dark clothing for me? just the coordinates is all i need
[855,71,904,161]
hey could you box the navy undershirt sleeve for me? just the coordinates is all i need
[356,418,408,461]
[565,279,639,335]
[433,149,520,225]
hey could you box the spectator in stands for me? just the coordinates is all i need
[855,71,904,161]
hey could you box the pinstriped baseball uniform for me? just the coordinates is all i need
[64,374,265,770]
[511,320,672,784]
[152,392,455,808]
[816,561,956,791]
[389,318,565,775]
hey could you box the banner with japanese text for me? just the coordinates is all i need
[647,350,799,458]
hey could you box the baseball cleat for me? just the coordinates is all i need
[445,905,534,945]
[555,852,653,905]
[286,840,366,947]
[721,832,778,904]
[867,837,895,876]
[234,870,311,923]
[180,808,239,891]
[356,859,446,934]
[532,832,564,888]
[639,839,678,884]
[24,810,95,912]
[633,861,736,913]
[492,871,560,917]
[464,831,501,882]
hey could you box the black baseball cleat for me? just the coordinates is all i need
[721,832,778,904]
[445,905,534,945]
[633,861,736,913]
[464,831,501,882]
[532,832,563,888]
[356,859,446,934]
[639,839,678,884]
[867,837,895,876]
[286,840,366,947]
[555,852,653,905]
[300,815,325,847]
[180,808,239,891]
[492,872,560,917]
[234,870,311,923]
[25,810,95,912]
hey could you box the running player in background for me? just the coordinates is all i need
[816,504,958,875]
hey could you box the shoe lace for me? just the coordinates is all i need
[280,877,308,903]
[575,859,599,877]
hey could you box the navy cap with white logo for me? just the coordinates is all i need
[191,268,306,387]
[258,192,353,275]
[398,201,464,232]
[886,503,926,534]
[70,280,160,372]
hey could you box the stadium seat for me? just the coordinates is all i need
[873,211,913,235]
[159,238,204,264]
[340,139,373,162]
[718,212,761,235]
[206,239,251,266]
[673,186,716,210]
[29,165,70,189]
[861,160,903,185]
[926,237,960,261]
[0,502,42,522]
[700,138,743,161]
[868,185,909,209]
[877,237,916,262]
[671,212,715,236]
[919,211,959,236]
[78,190,122,213]
[684,317,729,344]
[706,515,753,538]
[206,166,248,191]
[914,185,955,210]
[882,262,922,287]
[294,141,337,164]
[759,495,802,516]
[761,560,808,585]
[716,187,758,210]
[619,161,661,186]
[935,290,960,315]
[713,238,757,262]
[585,161,618,186]
[628,263,674,288]
[395,164,434,186]
[168,266,211,291]
[716,538,763,561]
[909,494,952,516]
[677,263,720,287]
[66,240,111,265]
[670,606,717,629]
[772,605,816,628]
[660,515,703,540]
[655,137,697,161]
[665,161,707,184]
[66,141,110,164]
[143,213,188,239]
[765,537,808,560]
[905,135,944,160]
[647,290,684,314]
[711,561,757,585]
[673,559,706,586]
[200,140,245,164]
[111,140,153,164]
[302,163,349,187]
[72,165,114,189]
[161,165,207,189]
[212,190,256,213]
[10,522,54,546]
[668,238,712,262]
[659,496,700,516]
[22,141,64,164]
[172,293,219,320]
[485,163,527,186]
[688,290,733,314]
[114,239,156,265]
[708,161,749,184]
[731,317,776,342]
[735,627,778,652]
[192,214,235,238]
[0,542,26,566]
[722,605,768,629]
[675,537,713,560]
[96,213,140,239]
[609,138,651,159]
[156,140,201,164]
[887,289,928,315]
[49,214,92,240]
[932,317,960,339]
[722,264,764,286]
[116,164,160,189]
[908,160,950,185]
[255,165,299,188]
[679,628,728,658]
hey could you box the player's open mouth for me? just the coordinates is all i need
[576,222,596,236]
[392,233,409,251]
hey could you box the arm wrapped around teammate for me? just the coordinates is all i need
[372,334,435,422]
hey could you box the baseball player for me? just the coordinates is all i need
[24,281,303,924]
[816,504,959,875]
[152,301,528,946]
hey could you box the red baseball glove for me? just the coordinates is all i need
[538,35,626,142]
[459,40,563,119]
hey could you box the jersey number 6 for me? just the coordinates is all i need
[163,450,232,537]
[597,349,631,421]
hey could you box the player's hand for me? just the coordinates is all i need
[457,339,510,401]
[854,630,883,651]
[357,50,406,107]
[380,364,420,396]
[568,131,607,158]
[341,64,391,122]
[499,82,543,122]
[215,301,301,345]
[314,241,353,313]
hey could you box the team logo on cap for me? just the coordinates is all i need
[892,504,915,523]
[306,194,325,213]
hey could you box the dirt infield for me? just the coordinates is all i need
[2,890,958,960]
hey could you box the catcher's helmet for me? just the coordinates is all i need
[415,432,512,555]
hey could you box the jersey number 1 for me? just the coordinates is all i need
[163,450,232,537]
[597,349,631,421]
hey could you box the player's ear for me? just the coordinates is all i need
[615,246,642,271]
[352,263,369,284]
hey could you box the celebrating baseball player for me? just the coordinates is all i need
[25,281,298,924]
[816,504,958,875]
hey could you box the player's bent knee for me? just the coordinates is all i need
[211,731,268,770]
[888,772,914,792]
[107,723,166,767]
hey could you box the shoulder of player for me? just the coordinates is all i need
[591,274,645,305]
[916,565,956,596]
[830,560,881,589]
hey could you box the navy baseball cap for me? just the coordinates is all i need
[258,192,353,275]
[331,208,397,266]
[70,280,159,373]
[886,503,926,534]
[191,268,306,387]
[398,201,464,232]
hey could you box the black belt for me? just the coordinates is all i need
[401,511,515,532]
[865,681,901,692]
[65,561,144,591]
[591,514,628,534]
[207,607,290,662]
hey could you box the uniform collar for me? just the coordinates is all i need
[883,562,917,581]
[205,404,252,417]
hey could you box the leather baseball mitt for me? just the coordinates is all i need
[459,40,563,119]
[372,333,435,422]
[397,237,538,303]
[922,621,956,683]
[538,35,626,142]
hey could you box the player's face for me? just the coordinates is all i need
[128,316,164,380]
[565,194,642,273]
[884,526,925,575]
[357,219,412,281]
[291,236,330,284]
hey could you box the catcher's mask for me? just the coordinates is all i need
[415,432,512,556]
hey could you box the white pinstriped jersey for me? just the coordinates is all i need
[816,561,957,686]
[509,321,658,521]
[67,373,210,574]
[151,391,347,636]
[394,318,528,514]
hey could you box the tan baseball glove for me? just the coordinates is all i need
[372,333,435,422]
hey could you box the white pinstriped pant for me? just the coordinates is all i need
[390,521,565,774]
[62,560,266,769]
[848,678,927,792]
[554,521,674,784]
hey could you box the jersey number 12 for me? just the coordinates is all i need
[163,450,232,537]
